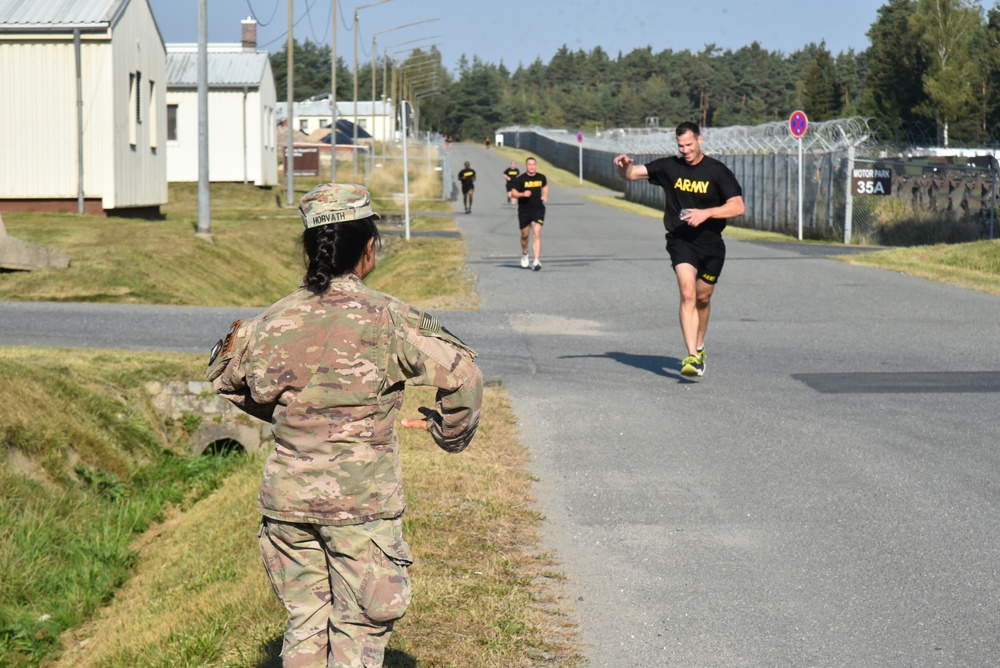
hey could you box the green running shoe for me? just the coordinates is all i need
[681,354,705,377]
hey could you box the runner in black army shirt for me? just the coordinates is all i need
[458,162,476,213]
[509,157,548,271]
[502,161,520,206]
[614,121,744,377]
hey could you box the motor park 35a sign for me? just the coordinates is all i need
[851,163,892,196]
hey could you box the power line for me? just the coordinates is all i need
[245,0,280,26]
[338,1,353,32]
[304,0,331,44]
[258,0,350,50]
[257,6,313,49]
[359,23,371,59]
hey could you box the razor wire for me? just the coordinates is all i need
[498,117,874,156]
[499,117,997,246]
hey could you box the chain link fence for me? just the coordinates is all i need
[366,132,452,204]
[499,119,999,246]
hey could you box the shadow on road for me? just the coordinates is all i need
[560,350,696,382]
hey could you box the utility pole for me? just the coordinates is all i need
[74,28,84,215]
[330,0,337,183]
[352,6,359,176]
[196,0,211,240]
[285,0,295,205]
[353,1,394,176]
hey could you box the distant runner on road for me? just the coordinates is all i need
[503,161,520,206]
[458,161,476,214]
[509,157,548,271]
[614,121,744,378]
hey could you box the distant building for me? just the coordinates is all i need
[165,18,278,186]
[0,0,167,216]
[277,100,394,144]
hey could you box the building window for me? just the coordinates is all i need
[135,71,142,123]
[299,118,308,132]
[149,80,157,148]
[167,104,178,141]
[128,73,137,146]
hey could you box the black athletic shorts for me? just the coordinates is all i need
[518,206,545,229]
[666,232,726,284]
[462,182,474,194]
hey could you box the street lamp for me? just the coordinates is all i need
[330,0,338,182]
[383,39,439,158]
[383,36,439,102]
[397,78,438,243]
[413,87,440,137]
[371,20,438,159]
[408,78,439,133]
[394,54,439,131]
[353,0,393,176]
[400,67,439,122]
[387,45,439,153]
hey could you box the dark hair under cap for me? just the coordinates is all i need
[298,183,382,293]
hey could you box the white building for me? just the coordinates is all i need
[277,99,394,144]
[0,0,167,216]
[165,18,278,186]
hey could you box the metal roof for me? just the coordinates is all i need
[279,100,393,117]
[166,49,270,89]
[0,0,126,28]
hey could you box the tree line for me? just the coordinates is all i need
[273,0,1000,147]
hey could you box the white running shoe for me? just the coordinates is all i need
[520,254,530,268]
[532,259,541,271]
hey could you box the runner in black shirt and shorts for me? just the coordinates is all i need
[503,161,520,206]
[614,121,744,377]
[458,162,476,214]
[509,157,548,271]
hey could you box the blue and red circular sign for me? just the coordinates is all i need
[789,110,808,138]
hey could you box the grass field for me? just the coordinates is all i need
[1,162,474,308]
[38,387,580,668]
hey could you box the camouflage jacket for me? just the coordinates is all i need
[206,273,483,525]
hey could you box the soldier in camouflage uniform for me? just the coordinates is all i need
[206,183,483,668]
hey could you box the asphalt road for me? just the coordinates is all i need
[3,146,1000,667]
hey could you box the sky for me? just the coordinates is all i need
[147,0,893,73]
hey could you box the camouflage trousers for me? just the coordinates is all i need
[259,516,413,668]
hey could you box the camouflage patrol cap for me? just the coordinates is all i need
[299,183,381,229]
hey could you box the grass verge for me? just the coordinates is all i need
[43,386,580,668]
[836,239,1000,295]
[373,236,478,311]
[0,347,242,667]
[1,174,471,308]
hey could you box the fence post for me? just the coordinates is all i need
[797,137,804,240]
[843,144,856,244]
[770,152,777,231]
[785,153,791,232]
[991,157,997,241]
[826,153,835,232]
